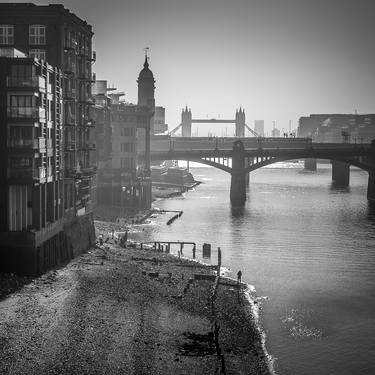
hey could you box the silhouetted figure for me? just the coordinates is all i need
[237,270,242,284]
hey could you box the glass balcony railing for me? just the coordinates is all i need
[7,107,46,119]
[6,76,46,89]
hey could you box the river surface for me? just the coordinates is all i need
[132,164,375,375]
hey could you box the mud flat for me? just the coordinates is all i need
[0,233,271,374]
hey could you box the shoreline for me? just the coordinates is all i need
[95,215,273,374]
[0,204,273,374]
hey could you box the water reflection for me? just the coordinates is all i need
[231,205,245,217]
[329,184,350,193]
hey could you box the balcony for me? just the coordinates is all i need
[90,51,96,62]
[8,137,46,151]
[7,107,46,120]
[6,76,46,90]
[8,166,46,182]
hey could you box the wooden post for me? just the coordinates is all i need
[217,247,221,276]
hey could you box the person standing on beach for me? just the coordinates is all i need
[237,270,242,284]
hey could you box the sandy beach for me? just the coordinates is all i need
[0,215,271,375]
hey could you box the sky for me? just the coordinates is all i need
[5,0,375,135]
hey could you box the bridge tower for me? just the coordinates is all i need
[230,140,247,206]
[181,106,192,137]
[235,108,245,137]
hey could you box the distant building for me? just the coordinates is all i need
[254,120,264,137]
[298,114,375,143]
[153,106,168,135]
[271,127,280,137]
[94,57,154,210]
[0,48,68,274]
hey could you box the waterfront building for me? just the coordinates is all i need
[298,114,375,142]
[254,120,265,137]
[0,2,96,217]
[0,48,68,274]
[0,3,96,274]
[94,57,154,210]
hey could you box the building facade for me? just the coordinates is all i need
[298,114,375,143]
[0,3,96,217]
[0,48,70,273]
[94,57,154,210]
[0,4,96,274]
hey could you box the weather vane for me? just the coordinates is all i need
[144,46,150,60]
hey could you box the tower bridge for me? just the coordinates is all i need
[169,107,258,137]
[147,138,375,206]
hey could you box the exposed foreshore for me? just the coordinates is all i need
[0,213,272,374]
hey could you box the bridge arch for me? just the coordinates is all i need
[244,154,373,173]
[151,154,232,173]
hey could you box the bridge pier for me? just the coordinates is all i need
[230,141,246,206]
[304,158,317,171]
[331,161,350,186]
[368,171,375,202]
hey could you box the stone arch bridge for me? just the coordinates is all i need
[148,137,375,206]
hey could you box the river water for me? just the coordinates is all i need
[132,164,375,375]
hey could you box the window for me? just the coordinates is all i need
[121,127,135,137]
[120,142,134,152]
[29,49,46,61]
[9,95,34,107]
[10,64,33,78]
[120,157,134,169]
[10,157,32,168]
[29,25,46,45]
[0,25,14,45]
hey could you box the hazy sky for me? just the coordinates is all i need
[6,0,375,134]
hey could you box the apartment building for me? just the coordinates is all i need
[0,4,96,274]
[0,3,96,217]
[0,48,69,274]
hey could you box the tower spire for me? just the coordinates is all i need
[143,47,150,68]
